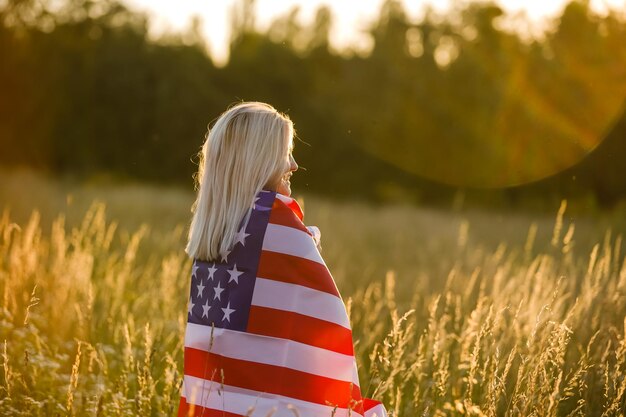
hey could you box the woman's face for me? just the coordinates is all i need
[272,142,298,196]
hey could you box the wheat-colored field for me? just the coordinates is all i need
[1,170,625,416]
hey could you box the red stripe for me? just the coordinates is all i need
[184,347,362,409]
[363,398,382,412]
[258,250,340,297]
[178,396,245,417]
[274,195,304,221]
[269,198,308,231]
[247,305,354,356]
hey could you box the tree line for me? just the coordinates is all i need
[1,0,625,211]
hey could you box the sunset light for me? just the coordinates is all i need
[124,0,626,64]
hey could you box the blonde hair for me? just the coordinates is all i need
[185,102,294,261]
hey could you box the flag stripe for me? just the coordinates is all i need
[184,323,359,385]
[178,395,245,417]
[258,250,340,296]
[182,375,364,417]
[247,305,355,355]
[272,194,305,224]
[251,278,351,329]
[262,223,325,265]
[184,347,362,408]
[364,403,388,417]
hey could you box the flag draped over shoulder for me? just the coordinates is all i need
[178,190,387,417]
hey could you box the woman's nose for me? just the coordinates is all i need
[290,155,298,171]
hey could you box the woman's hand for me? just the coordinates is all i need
[306,226,322,252]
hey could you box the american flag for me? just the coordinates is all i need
[178,190,387,417]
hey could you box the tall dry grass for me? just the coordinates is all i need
[1,172,625,416]
[0,202,188,416]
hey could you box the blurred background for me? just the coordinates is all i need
[1,0,626,212]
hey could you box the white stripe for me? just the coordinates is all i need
[182,376,364,417]
[275,193,294,204]
[184,323,360,386]
[251,278,351,329]
[365,403,388,417]
[263,223,325,265]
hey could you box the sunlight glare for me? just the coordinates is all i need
[123,0,626,65]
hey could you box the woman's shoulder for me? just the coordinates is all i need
[267,192,312,236]
[265,193,325,263]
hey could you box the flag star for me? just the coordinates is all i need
[221,249,230,263]
[253,196,271,211]
[187,297,194,316]
[213,281,225,301]
[235,228,250,247]
[227,264,244,285]
[207,263,217,281]
[202,300,211,318]
[196,279,206,299]
[221,302,236,322]
[192,263,200,278]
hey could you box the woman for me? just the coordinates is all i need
[178,102,387,417]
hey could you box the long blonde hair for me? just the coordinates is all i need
[185,102,294,261]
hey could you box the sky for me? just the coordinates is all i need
[123,0,626,65]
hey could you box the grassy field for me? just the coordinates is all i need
[1,169,625,416]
